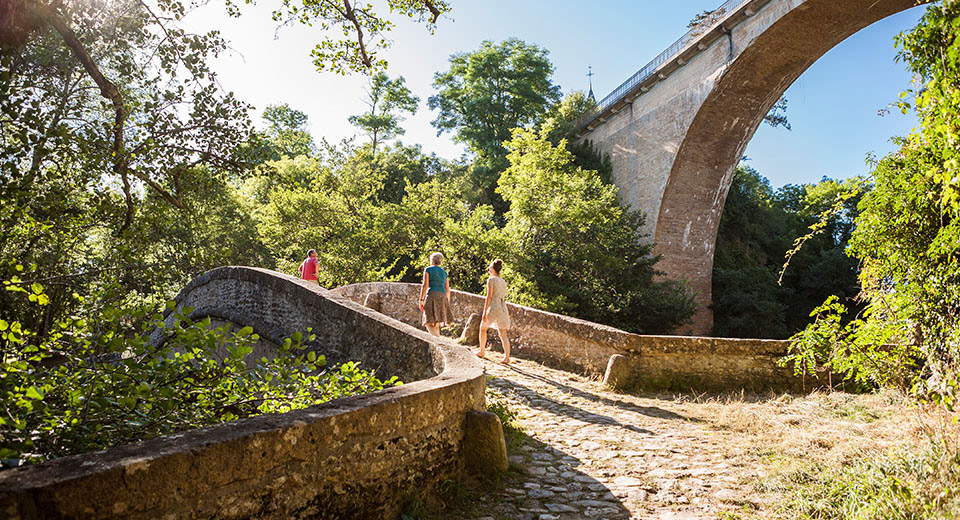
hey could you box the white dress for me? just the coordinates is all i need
[485,276,511,329]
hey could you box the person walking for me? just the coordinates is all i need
[419,252,453,337]
[298,249,320,285]
[478,259,512,365]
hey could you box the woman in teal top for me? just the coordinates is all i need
[419,252,453,336]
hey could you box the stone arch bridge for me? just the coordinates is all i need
[577,0,928,334]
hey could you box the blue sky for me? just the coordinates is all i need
[184,1,927,189]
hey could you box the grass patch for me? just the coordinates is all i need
[400,478,481,520]
[768,440,960,519]
[486,387,524,451]
[676,388,960,518]
[727,393,960,520]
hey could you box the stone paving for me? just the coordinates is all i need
[447,354,757,520]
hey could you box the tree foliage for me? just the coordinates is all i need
[0,280,398,466]
[2,0,255,231]
[249,130,694,334]
[499,128,695,334]
[429,38,561,211]
[540,90,612,183]
[258,103,317,161]
[783,1,960,403]
[712,167,860,339]
[763,96,791,130]
[348,73,419,155]
[260,0,450,74]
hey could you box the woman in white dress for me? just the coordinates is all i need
[478,259,512,365]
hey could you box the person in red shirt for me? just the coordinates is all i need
[298,249,319,285]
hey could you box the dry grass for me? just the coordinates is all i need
[671,389,960,519]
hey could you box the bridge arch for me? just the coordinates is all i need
[579,0,927,334]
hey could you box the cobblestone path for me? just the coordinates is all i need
[449,354,757,520]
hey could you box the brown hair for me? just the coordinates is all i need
[490,258,503,275]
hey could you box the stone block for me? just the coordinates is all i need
[462,410,508,476]
[602,354,634,390]
[459,313,481,345]
[362,292,381,312]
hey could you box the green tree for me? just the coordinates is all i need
[498,128,695,334]
[782,1,960,397]
[429,38,561,211]
[348,73,419,155]
[259,103,317,160]
[712,167,793,338]
[370,143,449,204]
[399,179,507,293]
[712,167,861,339]
[540,90,612,183]
[2,0,254,232]
[1,0,257,339]
[255,152,415,286]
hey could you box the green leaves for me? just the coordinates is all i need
[780,3,960,404]
[712,167,863,339]
[24,386,44,400]
[348,73,419,154]
[429,38,561,209]
[263,0,451,75]
[496,128,695,333]
[0,288,400,467]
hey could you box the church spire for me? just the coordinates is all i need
[586,65,596,103]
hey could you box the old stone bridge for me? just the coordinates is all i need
[0,267,803,519]
[578,0,927,334]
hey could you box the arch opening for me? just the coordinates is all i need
[654,0,928,334]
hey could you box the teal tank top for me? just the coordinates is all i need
[426,265,447,293]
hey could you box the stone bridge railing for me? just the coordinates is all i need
[334,282,805,392]
[0,267,492,520]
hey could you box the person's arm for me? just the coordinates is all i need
[419,270,429,311]
[481,278,493,323]
[445,277,451,304]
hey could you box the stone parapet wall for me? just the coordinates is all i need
[1,268,486,519]
[334,282,803,392]
[152,267,442,382]
[335,282,628,375]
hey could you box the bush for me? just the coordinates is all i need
[0,278,399,467]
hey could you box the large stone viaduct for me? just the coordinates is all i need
[577,0,927,334]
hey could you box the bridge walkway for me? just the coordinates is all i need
[446,354,756,519]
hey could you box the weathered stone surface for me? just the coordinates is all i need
[0,267,487,520]
[362,292,381,312]
[602,354,634,390]
[459,313,481,345]
[577,0,926,334]
[334,282,806,392]
[463,410,509,476]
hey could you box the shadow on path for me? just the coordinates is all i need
[496,362,700,423]
[442,430,637,520]
[488,374,654,435]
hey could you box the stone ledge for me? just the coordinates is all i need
[334,282,802,392]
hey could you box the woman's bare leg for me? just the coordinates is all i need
[499,328,511,364]
[426,324,441,337]
[478,322,489,358]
